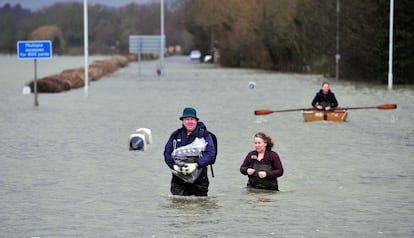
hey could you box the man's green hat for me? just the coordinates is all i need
[180,107,199,121]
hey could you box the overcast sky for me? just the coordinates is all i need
[0,0,156,11]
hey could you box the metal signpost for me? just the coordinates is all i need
[17,40,52,106]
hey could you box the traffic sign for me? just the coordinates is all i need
[129,35,166,76]
[17,41,52,59]
[129,35,165,54]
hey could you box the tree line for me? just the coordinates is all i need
[1,0,412,84]
[0,2,188,55]
[181,0,413,84]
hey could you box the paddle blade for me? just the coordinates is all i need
[254,110,274,115]
[376,104,397,110]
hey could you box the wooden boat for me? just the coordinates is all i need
[302,109,348,122]
[255,104,396,122]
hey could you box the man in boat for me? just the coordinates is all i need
[164,107,216,196]
[311,81,338,111]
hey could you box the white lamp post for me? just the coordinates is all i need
[84,0,89,96]
[388,0,394,89]
[335,0,340,80]
[160,0,164,75]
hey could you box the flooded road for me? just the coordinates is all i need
[1,55,413,237]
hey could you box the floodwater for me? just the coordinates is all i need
[1,55,413,238]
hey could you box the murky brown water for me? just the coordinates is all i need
[1,55,413,237]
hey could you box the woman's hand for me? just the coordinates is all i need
[258,171,267,178]
[247,168,255,175]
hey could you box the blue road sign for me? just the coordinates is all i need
[17,41,52,59]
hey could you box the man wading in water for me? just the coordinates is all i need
[164,107,216,196]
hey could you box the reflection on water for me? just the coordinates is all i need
[166,195,220,213]
[1,55,413,237]
[162,195,221,237]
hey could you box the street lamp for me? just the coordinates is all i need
[335,0,340,80]
[84,0,89,96]
[160,0,164,75]
[388,0,394,89]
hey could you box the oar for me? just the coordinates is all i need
[254,104,397,116]
[254,108,313,115]
[339,104,397,110]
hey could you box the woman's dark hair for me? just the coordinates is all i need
[254,132,274,150]
[322,81,330,86]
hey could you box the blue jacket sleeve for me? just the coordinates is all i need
[163,133,175,169]
[197,133,216,168]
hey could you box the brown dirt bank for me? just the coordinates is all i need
[26,54,138,93]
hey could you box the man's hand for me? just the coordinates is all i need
[173,164,182,173]
[173,163,198,175]
[182,163,197,175]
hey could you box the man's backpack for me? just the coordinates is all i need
[172,128,218,177]
[203,130,218,177]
